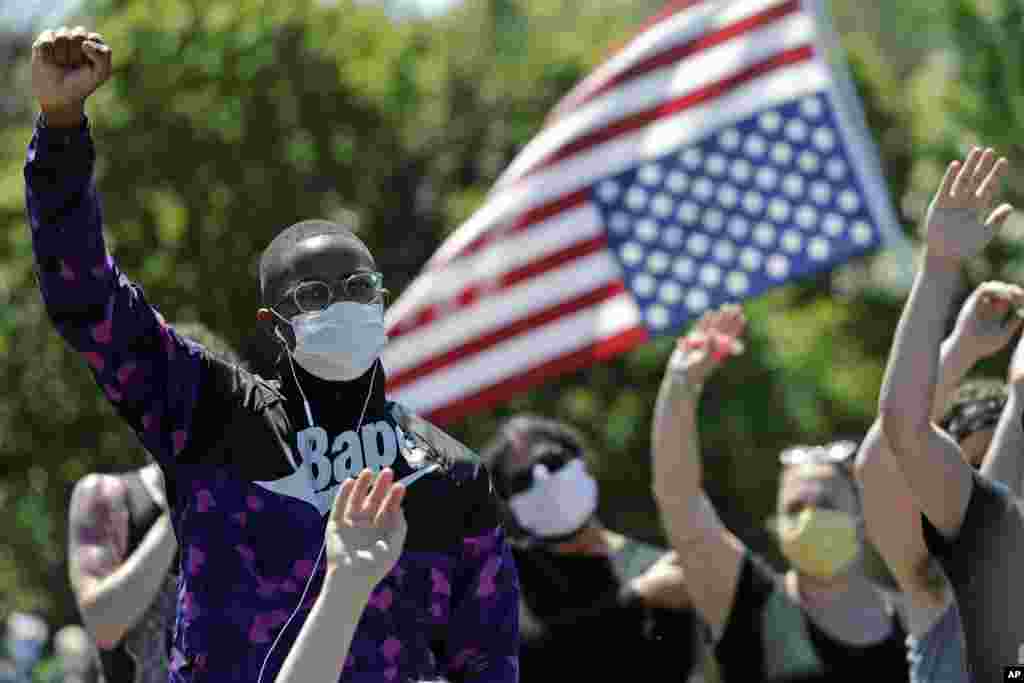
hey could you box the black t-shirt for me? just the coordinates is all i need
[515,539,702,682]
[715,553,909,683]
[921,470,1024,682]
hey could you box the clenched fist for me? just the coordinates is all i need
[32,26,112,128]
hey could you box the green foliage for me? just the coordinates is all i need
[0,0,1012,644]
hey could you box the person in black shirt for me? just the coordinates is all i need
[652,305,909,683]
[481,415,705,683]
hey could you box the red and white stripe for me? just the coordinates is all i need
[383,0,832,424]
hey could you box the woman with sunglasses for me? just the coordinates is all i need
[651,305,909,683]
[855,280,1022,683]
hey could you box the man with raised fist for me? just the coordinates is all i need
[26,27,519,683]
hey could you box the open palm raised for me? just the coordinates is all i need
[925,147,1014,265]
[325,468,407,594]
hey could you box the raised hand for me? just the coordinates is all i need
[924,147,1013,265]
[325,468,407,594]
[950,281,1024,363]
[32,27,113,126]
[668,304,746,388]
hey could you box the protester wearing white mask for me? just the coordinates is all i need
[26,27,519,683]
[481,416,707,683]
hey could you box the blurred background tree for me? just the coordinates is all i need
[0,0,1017,640]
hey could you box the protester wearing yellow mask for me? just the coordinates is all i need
[773,498,861,582]
[651,305,910,683]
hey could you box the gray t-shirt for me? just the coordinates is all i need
[922,470,1024,682]
[905,601,968,683]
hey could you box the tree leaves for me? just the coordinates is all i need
[0,0,996,628]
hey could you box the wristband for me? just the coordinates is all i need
[666,348,703,396]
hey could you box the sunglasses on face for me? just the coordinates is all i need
[943,397,1005,443]
[778,440,858,469]
[499,446,580,497]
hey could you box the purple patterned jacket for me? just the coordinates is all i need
[26,118,519,683]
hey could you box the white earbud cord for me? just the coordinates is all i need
[255,357,378,683]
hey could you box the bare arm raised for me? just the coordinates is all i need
[879,147,1014,538]
[979,334,1024,496]
[856,281,1023,630]
[651,305,747,635]
[273,468,407,683]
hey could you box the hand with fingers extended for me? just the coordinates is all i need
[667,304,747,389]
[31,26,112,127]
[325,468,407,596]
[950,281,1024,364]
[925,147,1014,266]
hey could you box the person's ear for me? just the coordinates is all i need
[256,308,293,351]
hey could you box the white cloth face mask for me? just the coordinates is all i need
[291,301,387,382]
[507,458,599,539]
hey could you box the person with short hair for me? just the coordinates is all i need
[26,27,518,683]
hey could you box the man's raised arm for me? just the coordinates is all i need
[25,27,206,469]
[878,147,1014,538]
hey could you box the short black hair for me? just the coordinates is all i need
[258,219,361,301]
[480,415,588,479]
[939,378,1008,442]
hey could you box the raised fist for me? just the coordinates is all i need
[950,281,1024,363]
[32,27,112,127]
[668,304,746,388]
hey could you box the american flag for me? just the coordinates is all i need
[382,0,904,425]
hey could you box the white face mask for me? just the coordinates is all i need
[291,301,387,382]
[507,459,599,539]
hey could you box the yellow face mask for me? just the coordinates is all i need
[774,507,860,580]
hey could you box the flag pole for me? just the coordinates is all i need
[805,0,915,294]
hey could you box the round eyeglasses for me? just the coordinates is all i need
[778,440,858,468]
[282,271,386,312]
